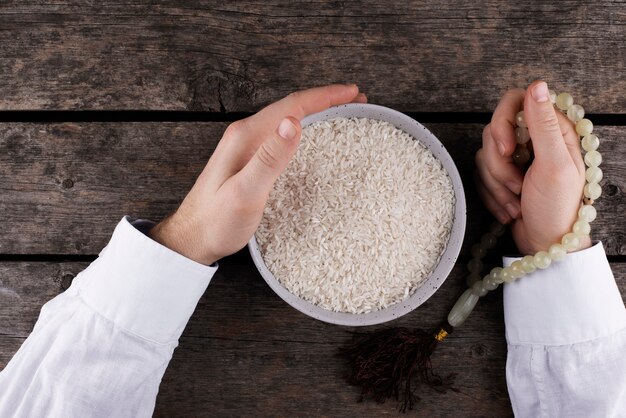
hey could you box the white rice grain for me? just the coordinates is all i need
[256,117,455,314]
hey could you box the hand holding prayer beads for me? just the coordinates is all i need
[342,83,606,411]
[453,89,602,327]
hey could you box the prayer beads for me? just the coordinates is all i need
[451,90,601,328]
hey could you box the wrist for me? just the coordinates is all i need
[520,234,592,256]
[570,234,593,253]
[149,214,218,266]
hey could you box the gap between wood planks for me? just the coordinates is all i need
[0,253,624,263]
[0,111,623,262]
[0,111,625,125]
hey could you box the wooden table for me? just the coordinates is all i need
[0,2,624,416]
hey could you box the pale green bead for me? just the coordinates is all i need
[471,280,488,297]
[581,134,599,151]
[466,273,481,287]
[533,251,552,269]
[576,119,594,136]
[471,243,487,259]
[512,147,531,165]
[515,111,527,128]
[499,268,512,283]
[467,258,483,273]
[509,261,524,279]
[578,204,597,223]
[521,255,537,273]
[501,266,515,283]
[481,233,497,249]
[549,243,567,261]
[566,104,585,123]
[584,150,602,167]
[489,267,504,284]
[549,89,557,104]
[515,127,531,144]
[556,92,574,110]
[490,222,506,237]
[561,233,580,251]
[583,183,602,200]
[448,288,479,327]
[573,220,591,237]
[585,166,603,184]
[483,274,499,290]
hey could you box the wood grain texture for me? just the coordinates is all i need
[0,123,623,255]
[0,1,624,112]
[1,256,625,416]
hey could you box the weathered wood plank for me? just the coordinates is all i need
[0,256,624,416]
[0,123,623,255]
[0,1,624,112]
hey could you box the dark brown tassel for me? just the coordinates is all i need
[339,323,456,412]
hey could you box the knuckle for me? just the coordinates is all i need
[535,112,560,132]
[492,187,509,203]
[223,119,247,139]
[475,148,498,180]
[286,91,307,116]
[555,111,577,137]
[256,142,280,170]
[485,162,500,181]
[482,125,491,140]
[488,118,507,142]
[475,148,484,164]
[287,91,302,101]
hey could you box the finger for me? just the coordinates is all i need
[235,116,302,200]
[554,109,585,175]
[209,85,363,188]
[249,84,360,135]
[524,81,573,167]
[221,84,359,172]
[352,93,367,103]
[490,88,525,157]
[474,171,512,224]
[481,126,524,194]
[475,148,521,219]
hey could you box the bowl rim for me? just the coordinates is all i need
[248,103,466,326]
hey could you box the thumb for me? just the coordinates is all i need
[237,116,302,199]
[524,81,571,166]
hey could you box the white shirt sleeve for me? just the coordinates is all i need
[503,242,626,418]
[0,216,217,418]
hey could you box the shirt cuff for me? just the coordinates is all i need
[72,216,217,344]
[503,242,626,346]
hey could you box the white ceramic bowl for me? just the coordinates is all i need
[248,104,466,326]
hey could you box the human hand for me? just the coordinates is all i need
[475,81,591,255]
[149,84,367,265]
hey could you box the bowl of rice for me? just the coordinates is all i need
[248,103,466,326]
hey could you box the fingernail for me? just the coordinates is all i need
[497,141,506,157]
[505,181,521,195]
[531,82,549,103]
[505,202,520,219]
[278,118,297,140]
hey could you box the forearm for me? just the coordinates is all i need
[503,242,626,417]
[0,217,217,417]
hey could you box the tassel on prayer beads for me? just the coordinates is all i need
[341,88,603,413]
